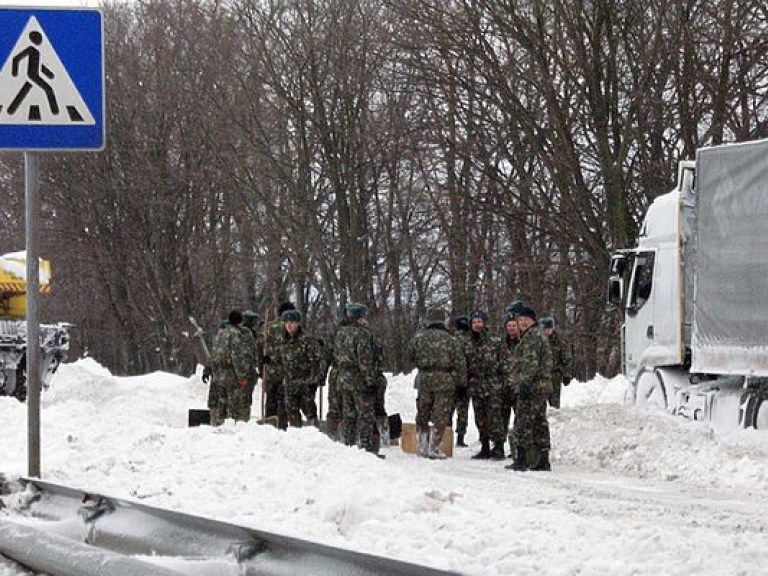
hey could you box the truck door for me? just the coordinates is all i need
[624,250,656,380]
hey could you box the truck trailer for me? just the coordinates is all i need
[608,138,768,432]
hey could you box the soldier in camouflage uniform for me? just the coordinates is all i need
[208,311,258,425]
[240,310,264,421]
[323,314,347,441]
[333,303,382,456]
[262,302,294,430]
[203,319,226,423]
[539,316,574,409]
[506,306,553,471]
[370,336,389,450]
[407,307,467,459]
[451,315,471,447]
[276,309,322,427]
[497,314,521,457]
[465,311,505,460]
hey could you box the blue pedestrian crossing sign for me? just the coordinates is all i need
[0,8,104,150]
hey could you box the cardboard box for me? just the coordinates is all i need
[400,422,453,457]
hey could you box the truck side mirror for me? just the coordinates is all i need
[607,275,623,306]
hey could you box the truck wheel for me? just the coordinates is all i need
[744,394,768,429]
[634,369,668,410]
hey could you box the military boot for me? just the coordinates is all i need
[505,446,528,471]
[378,418,390,448]
[530,449,551,471]
[417,430,430,458]
[471,438,491,460]
[456,433,468,447]
[489,442,505,461]
[427,429,447,460]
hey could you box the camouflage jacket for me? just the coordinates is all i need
[277,327,321,388]
[548,331,574,384]
[210,325,258,388]
[262,319,285,383]
[464,329,500,395]
[497,334,520,392]
[315,335,333,387]
[407,325,467,393]
[515,324,553,397]
[333,321,378,390]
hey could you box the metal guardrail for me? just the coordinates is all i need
[0,477,460,576]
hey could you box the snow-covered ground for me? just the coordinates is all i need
[1,358,768,575]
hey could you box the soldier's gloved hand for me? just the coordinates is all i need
[517,382,531,399]
[563,376,572,386]
[202,366,212,384]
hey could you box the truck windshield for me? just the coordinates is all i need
[628,251,655,314]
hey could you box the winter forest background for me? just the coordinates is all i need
[1,0,766,379]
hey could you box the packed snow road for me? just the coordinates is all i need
[1,360,767,575]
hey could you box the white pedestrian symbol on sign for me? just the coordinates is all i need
[0,16,95,125]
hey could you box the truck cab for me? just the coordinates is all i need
[609,161,695,382]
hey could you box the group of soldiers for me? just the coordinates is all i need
[202,298,573,471]
[409,300,573,471]
[202,301,389,458]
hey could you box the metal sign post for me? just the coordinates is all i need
[0,7,104,478]
[25,152,40,478]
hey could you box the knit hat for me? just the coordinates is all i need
[228,310,243,326]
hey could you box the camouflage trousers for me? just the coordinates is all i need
[513,393,550,452]
[471,390,506,444]
[284,380,318,427]
[549,378,562,409]
[342,385,378,453]
[415,386,453,442]
[263,366,287,430]
[325,370,342,440]
[453,386,470,436]
[502,388,517,450]
[208,383,251,426]
[371,380,388,448]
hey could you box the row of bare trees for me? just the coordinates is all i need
[1,0,767,378]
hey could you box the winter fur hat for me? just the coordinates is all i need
[242,310,261,327]
[453,315,470,332]
[424,307,446,326]
[228,310,243,326]
[277,302,296,316]
[505,299,525,316]
[281,309,302,322]
[345,303,368,319]
[516,306,537,321]
[469,310,487,322]
[539,316,555,330]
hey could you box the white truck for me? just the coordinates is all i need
[608,138,768,432]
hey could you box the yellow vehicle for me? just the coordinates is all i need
[0,251,69,401]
